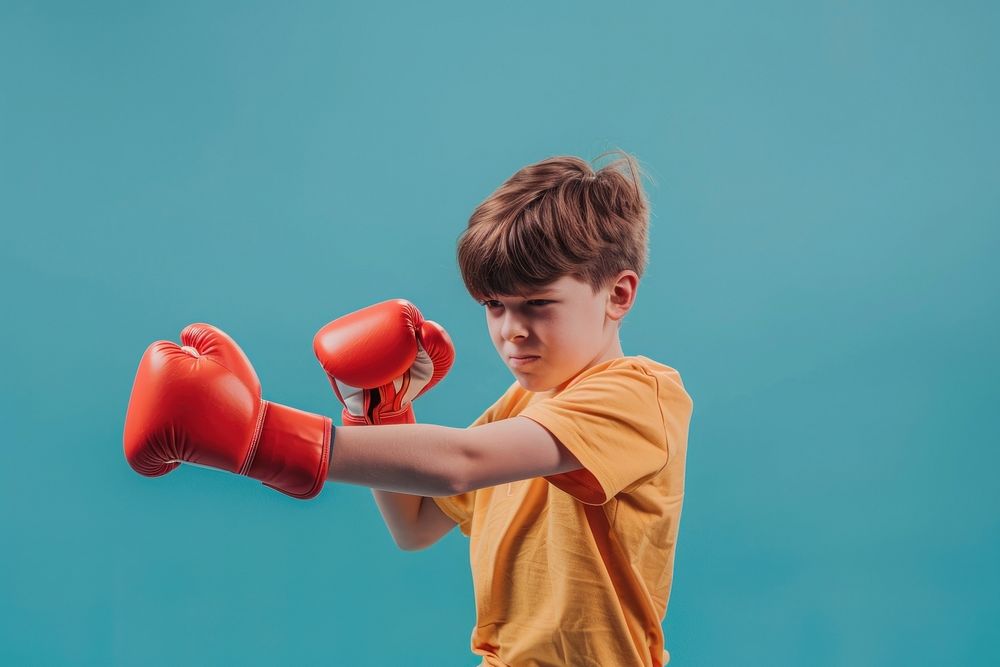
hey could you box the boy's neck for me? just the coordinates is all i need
[543,340,627,397]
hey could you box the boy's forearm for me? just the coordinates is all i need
[325,423,468,497]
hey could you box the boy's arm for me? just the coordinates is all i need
[370,489,421,549]
[410,497,459,550]
[326,422,467,497]
[327,423,462,550]
[371,492,457,551]
[326,417,584,497]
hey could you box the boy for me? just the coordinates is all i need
[124,151,692,666]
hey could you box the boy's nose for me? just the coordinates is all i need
[501,314,528,341]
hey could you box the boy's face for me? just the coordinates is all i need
[482,273,635,393]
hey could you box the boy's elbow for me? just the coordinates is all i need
[396,534,434,552]
[389,529,421,552]
[395,538,418,552]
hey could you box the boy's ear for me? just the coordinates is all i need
[607,271,638,321]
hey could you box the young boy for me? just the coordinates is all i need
[318,151,694,665]
[123,151,692,666]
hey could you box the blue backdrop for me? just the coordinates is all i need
[2,1,997,665]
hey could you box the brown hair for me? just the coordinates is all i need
[456,149,650,302]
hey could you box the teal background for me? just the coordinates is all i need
[2,1,997,665]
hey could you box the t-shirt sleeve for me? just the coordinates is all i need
[518,362,671,505]
[431,383,518,537]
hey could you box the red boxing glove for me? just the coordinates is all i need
[123,323,332,499]
[313,299,455,425]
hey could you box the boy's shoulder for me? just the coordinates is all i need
[564,355,684,390]
[548,356,691,416]
[626,355,686,385]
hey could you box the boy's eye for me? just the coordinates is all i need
[481,300,550,308]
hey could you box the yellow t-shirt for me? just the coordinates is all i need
[433,355,693,667]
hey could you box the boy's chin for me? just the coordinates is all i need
[514,374,554,393]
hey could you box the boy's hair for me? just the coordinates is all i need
[457,149,650,302]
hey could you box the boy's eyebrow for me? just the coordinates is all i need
[484,287,562,301]
[508,290,558,298]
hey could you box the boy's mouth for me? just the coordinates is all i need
[509,355,540,367]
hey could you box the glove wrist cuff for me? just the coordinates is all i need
[247,400,332,499]
[371,403,415,425]
[339,404,415,426]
